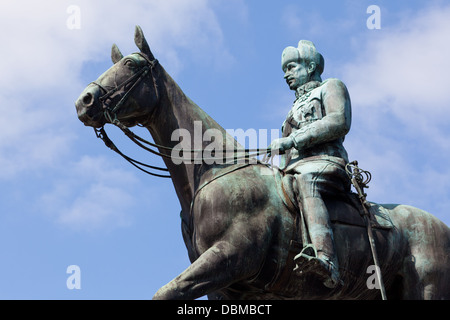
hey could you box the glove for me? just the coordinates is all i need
[267,137,295,157]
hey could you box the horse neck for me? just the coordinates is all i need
[144,66,238,213]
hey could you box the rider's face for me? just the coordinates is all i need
[283,60,309,91]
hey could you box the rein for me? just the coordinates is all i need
[95,122,271,178]
[95,126,171,178]
[92,53,271,178]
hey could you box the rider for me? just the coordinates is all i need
[269,40,352,288]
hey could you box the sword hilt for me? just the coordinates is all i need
[346,161,372,199]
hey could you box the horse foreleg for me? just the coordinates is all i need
[152,240,260,300]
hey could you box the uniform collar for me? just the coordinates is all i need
[295,81,322,99]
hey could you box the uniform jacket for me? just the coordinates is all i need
[281,78,351,169]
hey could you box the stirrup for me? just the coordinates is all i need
[293,245,343,289]
[293,244,317,271]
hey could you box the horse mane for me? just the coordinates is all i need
[146,64,243,213]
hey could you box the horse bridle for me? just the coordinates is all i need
[92,52,159,125]
[91,53,270,178]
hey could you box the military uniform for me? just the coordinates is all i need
[281,78,350,169]
[281,77,352,287]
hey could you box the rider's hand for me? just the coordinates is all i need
[267,137,294,157]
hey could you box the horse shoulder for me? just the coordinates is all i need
[191,165,286,254]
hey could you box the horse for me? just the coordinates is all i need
[75,26,450,300]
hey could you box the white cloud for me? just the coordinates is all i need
[40,155,143,232]
[0,0,233,231]
[343,5,450,128]
[56,183,134,231]
[0,0,233,179]
[340,5,450,225]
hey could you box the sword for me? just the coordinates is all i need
[346,161,387,300]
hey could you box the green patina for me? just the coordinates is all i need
[75,26,450,300]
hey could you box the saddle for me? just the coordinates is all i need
[326,196,393,230]
[280,173,394,230]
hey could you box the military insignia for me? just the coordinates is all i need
[296,91,311,104]
[301,102,316,119]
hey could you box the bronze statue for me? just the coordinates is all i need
[268,40,351,288]
[75,26,450,300]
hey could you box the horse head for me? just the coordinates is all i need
[75,26,160,128]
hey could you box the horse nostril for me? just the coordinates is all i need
[82,92,94,106]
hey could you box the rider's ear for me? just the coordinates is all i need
[134,25,155,60]
[111,44,123,64]
[308,62,317,74]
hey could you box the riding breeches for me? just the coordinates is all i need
[285,155,350,262]
[285,155,350,199]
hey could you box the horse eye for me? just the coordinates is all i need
[124,59,136,68]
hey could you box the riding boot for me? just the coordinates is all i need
[294,196,342,288]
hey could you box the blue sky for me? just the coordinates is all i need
[0,0,449,299]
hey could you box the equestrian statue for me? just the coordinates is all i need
[75,26,450,300]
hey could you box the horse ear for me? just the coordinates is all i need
[111,44,124,64]
[134,25,155,60]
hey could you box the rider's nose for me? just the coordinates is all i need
[81,92,94,107]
